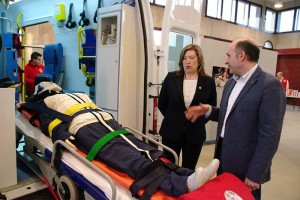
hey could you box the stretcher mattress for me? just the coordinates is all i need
[15,110,176,200]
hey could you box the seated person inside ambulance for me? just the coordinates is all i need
[17,82,219,199]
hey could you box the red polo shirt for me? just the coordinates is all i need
[24,61,44,92]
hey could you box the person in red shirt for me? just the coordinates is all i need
[25,52,44,97]
[276,71,289,93]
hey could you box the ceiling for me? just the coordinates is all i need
[266,0,300,10]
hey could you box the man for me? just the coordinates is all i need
[276,71,289,93]
[19,82,219,200]
[185,39,286,200]
[25,52,44,97]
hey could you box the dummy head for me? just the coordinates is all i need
[28,82,62,103]
[34,82,62,95]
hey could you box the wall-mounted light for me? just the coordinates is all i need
[274,1,283,9]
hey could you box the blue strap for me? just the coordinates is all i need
[21,102,73,123]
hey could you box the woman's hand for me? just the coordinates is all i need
[185,104,209,123]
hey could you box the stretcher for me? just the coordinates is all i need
[16,107,255,200]
[15,109,178,200]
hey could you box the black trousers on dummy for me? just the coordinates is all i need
[73,119,194,197]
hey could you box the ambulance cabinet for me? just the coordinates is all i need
[95,4,141,129]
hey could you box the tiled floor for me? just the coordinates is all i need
[196,105,300,200]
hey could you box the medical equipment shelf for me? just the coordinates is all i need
[95,3,143,130]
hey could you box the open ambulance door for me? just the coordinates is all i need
[144,0,203,142]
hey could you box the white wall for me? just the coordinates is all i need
[201,38,228,141]
[258,48,278,76]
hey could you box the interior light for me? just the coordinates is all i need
[274,1,283,8]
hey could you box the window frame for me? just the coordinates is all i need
[221,0,237,23]
[248,2,262,29]
[205,0,262,30]
[264,7,277,33]
[236,0,250,26]
[295,8,300,31]
[276,8,296,33]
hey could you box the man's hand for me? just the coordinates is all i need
[65,136,77,150]
[185,104,210,123]
[16,102,25,109]
[244,178,260,192]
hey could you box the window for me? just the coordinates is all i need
[295,8,300,31]
[236,1,249,26]
[265,8,276,33]
[277,10,295,33]
[248,4,261,29]
[222,0,236,22]
[206,0,222,18]
[206,0,261,30]
[236,2,261,29]
[263,40,273,49]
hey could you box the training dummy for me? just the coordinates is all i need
[17,82,219,200]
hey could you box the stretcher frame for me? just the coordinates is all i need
[15,110,179,200]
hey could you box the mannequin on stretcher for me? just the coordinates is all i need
[17,82,219,199]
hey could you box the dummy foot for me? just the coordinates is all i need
[187,159,220,192]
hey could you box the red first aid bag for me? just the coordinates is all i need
[179,173,255,200]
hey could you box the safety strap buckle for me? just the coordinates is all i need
[129,157,179,200]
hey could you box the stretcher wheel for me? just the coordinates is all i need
[58,175,79,200]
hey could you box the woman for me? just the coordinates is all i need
[158,44,217,170]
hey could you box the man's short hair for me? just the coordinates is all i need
[235,39,260,62]
[31,52,42,61]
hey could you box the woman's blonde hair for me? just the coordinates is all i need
[177,44,206,76]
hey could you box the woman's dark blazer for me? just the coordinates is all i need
[158,71,217,145]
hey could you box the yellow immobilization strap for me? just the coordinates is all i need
[48,102,97,137]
